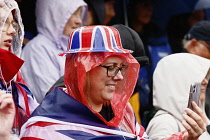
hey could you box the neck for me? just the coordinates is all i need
[90,103,103,112]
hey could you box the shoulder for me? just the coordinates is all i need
[146,110,180,140]
[22,34,55,54]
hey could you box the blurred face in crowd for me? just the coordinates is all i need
[200,78,209,106]
[135,1,154,25]
[104,0,115,25]
[85,7,95,26]
[200,77,209,105]
[84,55,125,112]
[188,39,210,60]
[0,12,16,51]
[63,7,83,36]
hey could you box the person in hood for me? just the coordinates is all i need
[20,0,87,103]
[20,25,206,140]
[146,53,210,140]
[0,0,38,139]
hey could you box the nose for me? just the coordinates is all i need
[113,70,123,80]
[75,16,82,25]
[7,24,16,36]
[202,78,208,86]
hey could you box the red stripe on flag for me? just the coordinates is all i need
[21,137,44,140]
[26,121,61,128]
[138,125,146,137]
[81,27,93,52]
[14,82,30,116]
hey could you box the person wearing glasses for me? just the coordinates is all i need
[20,25,207,140]
[0,0,38,139]
[183,20,210,60]
[182,20,210,134]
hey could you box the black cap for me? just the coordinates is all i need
[184,20,210,45]
[112,24,149,67]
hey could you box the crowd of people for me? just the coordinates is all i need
[1,0,210,140]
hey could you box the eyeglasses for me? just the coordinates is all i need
[2,19,19,32]
[99,64,128,77]
[198,40,210,52]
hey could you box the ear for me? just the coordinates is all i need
[187,38,199,54]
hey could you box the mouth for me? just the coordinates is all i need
[106,84,116,91]
[4,39,12,47]
[107,85,115,88]
[201,88,206,91]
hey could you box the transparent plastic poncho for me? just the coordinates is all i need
[64,52,140,127]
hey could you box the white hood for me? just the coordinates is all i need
[35,0,87,51]
[0,0,24,57]
[153,53,210,122]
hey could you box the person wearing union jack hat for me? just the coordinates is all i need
[20,25,206,140]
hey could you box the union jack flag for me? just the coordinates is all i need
[19,88,150,140]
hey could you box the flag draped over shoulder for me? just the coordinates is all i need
[20,88,150,140]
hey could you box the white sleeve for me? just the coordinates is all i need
[146,113,180,140]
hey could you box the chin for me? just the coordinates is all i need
[104,93,114,101]
[0,46,9,51]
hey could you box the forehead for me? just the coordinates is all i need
[6,12,14,21]
[103,55,125,64]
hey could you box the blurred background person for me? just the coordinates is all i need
[84,0,115,26]
[167,9,206,53]
[127,0,170,128]
[182,20,210,60]
[182,20,210,120]
[20,0,87,103]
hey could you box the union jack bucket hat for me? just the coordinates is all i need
[59,25,132,56]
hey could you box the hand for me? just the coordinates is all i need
[182,101,206,140]
[0,91,15,140]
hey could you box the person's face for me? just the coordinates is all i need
[84,55,126,111]
[104,0,116,25]
[63,7,82,36]
[0,12,16,51]
[85,9,95,26]
[135,2,154,25]
[188,39,210,60]
[200,78,208,103]
[196,40,210,59]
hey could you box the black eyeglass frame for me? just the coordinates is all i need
[99,64,128,77]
